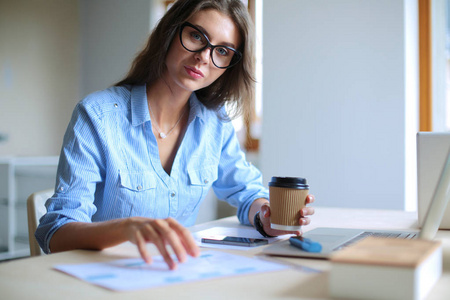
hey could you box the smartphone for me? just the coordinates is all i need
[201,236,268,247]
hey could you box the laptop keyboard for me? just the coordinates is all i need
[333,231,418,251]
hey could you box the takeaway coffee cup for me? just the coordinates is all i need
[269,177,309,231]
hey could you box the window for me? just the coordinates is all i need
[420,0,450,132]
[446,0,450,130]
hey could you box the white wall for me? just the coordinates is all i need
[261,0,419,210]
[0,0,161,156]
[0,0,80,156]
[79,0,155,97]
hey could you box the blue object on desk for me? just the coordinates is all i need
[289,236,322,253]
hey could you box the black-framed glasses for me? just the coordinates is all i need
[179,22,242,69]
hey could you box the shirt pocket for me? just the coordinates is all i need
[184,165,218,216]
[117,171,157,217]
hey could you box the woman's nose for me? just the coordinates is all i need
[195,47,211,64]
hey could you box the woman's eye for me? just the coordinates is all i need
[191,32,203,42]
[215,47,229,56]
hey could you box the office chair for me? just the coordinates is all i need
[26,189,53,256]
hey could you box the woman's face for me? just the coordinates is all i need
[163,9,241,95]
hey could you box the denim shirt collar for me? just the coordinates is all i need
[131,84,206,127]
[130,85,150,127]
[188,92,206,123]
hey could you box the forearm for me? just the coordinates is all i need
[49,218,129,253]
[248,198,270,226]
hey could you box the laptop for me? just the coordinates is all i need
[417,132,450,229]
[262,132,450,259]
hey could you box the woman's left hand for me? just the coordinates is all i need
[260,194,315,237]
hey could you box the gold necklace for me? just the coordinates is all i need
[148,101,187,139]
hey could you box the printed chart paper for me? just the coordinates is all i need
[54,251,288,291]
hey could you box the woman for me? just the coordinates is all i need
[36,0,315,270]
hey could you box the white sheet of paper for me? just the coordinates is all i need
[54,251,288,291]
[193,226,290,250]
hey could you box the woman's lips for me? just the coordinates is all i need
[185,66,204,79]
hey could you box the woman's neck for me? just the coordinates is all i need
[146,80,191,132]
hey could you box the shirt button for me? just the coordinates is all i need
[59,187,64,192]
[137,185,142,191]
[114,103,118,108]
[204,179,209,184]
[171,192,176,197]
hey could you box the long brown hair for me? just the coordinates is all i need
[115,0,255,120]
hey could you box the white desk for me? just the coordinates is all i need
[1,207,450,300]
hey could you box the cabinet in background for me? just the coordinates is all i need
[0,156,58,260]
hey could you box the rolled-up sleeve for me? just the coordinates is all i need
[35,100,106,253]
[212,121,269,226]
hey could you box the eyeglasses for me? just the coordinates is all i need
[179,22,242,69]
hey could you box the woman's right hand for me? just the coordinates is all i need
[124,217,200,270]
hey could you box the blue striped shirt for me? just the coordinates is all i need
[35,85,268,253]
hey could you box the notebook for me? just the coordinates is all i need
[262,132,450,259]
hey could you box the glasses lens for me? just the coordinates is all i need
[181,24,240,68]
[181,25,207,52]
[211,47,236,69]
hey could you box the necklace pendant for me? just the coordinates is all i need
[159,132,167,139]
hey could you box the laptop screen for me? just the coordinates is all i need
[417,132,450,237]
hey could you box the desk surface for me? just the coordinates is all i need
[1,207,450,300]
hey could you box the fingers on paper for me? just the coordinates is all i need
[136,218,199,270]
[147,219,179,270]
[167,218,200,258]
[135,229,153,264]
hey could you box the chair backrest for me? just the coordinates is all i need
[27,189,53,256]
